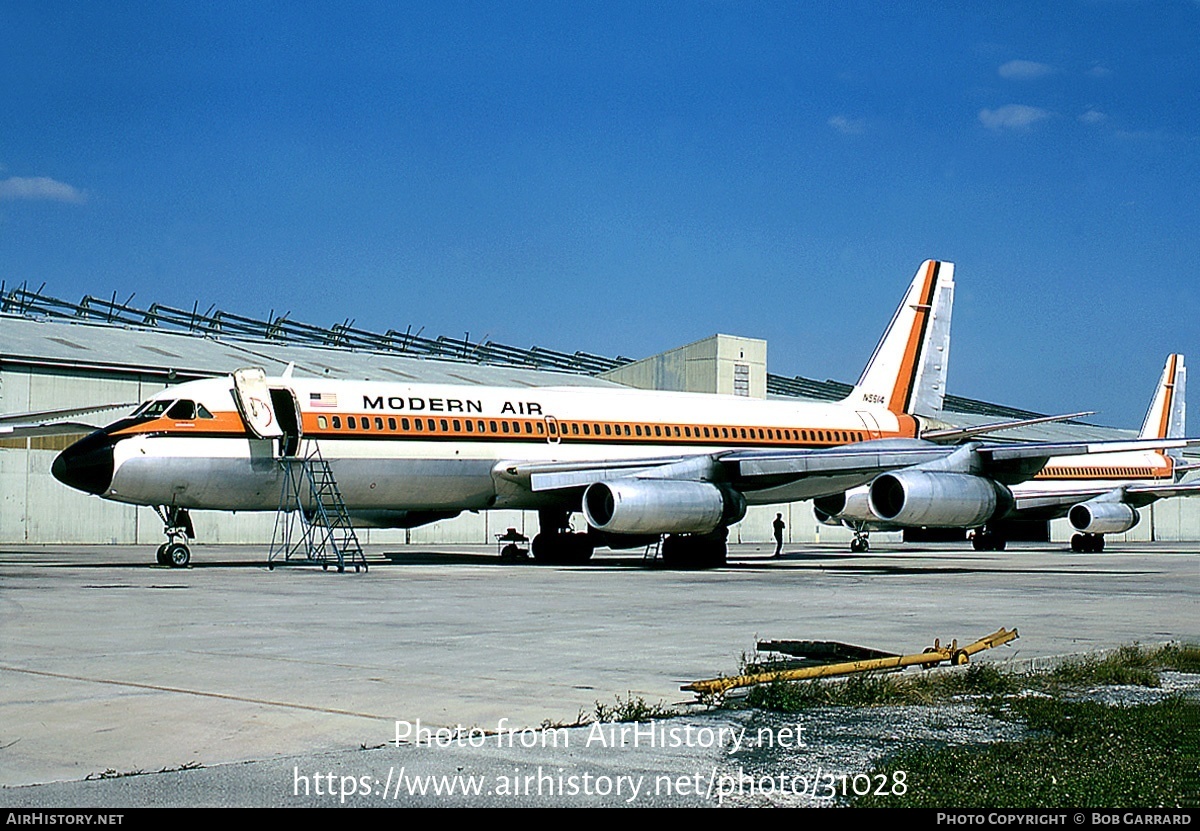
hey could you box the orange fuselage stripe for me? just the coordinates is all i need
[108,410,917,448]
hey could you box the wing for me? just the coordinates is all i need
[0,403,137,440]
[499,439,947,498]
[502,436,1198,497]
[1014,480,1200,515]
[728,436,1198,492]
[493,436,1197,537]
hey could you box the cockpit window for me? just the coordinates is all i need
[161,399,215,420]
[167,400,197,420]
[136,400,175,419]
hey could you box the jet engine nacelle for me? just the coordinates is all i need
[1068,501,1139,534]
[869,471,1013,528]
[812,488,876,526]
[582,479,746,535]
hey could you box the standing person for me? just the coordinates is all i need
[773,513,785,557]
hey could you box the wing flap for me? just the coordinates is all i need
[497,455,695,492]
[531,465,675,491]
[729,446,949,478]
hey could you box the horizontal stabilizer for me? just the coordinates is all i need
[921,411,1096,443]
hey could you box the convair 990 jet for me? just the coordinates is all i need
[815,354,1198,553]
[50,261,1190,568]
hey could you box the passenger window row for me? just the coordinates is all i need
[1044,466,1154,478]
[310,414,867,445]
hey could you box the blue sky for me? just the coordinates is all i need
[2,2,1197,428]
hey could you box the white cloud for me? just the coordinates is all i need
[978,105,1052,131]
[1079,109,1107,125]
[1088,64,1113,79]
[998,59,1055,80]
[827,115,866,135]
[0,176,86,203]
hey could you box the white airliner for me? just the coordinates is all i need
[48,260,1191,568]
[815,354,1198,553]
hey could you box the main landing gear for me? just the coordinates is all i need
[530,509,595,565]
[529,510,730,569]
[660,527,728,569]
[970,527,1007,551]
[153,506,195,568]
[1070,533,1105,553]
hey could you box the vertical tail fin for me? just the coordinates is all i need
[847,260,954,418]
[1138,354,1186,454]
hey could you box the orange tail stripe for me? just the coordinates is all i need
[888,260,939,414]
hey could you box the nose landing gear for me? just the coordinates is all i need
[153,506,195,568]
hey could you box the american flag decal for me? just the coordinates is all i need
[309,392,338,408]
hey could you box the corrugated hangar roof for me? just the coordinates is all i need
[0,314,622,389]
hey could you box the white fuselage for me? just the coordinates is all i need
[88,375,920,513]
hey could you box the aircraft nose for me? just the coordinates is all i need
[52,432,116,495]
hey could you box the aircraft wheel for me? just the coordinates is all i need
[706,540,727,567]
[849,538,866,553]
[166,543,190,568]
[1070,534,1084,553]
[531,533,556,563]
[531,534,593,565]
[661,535,725,569]
[971,534,986,552]
[1094,535,1105,553]
[566,536,595,565]
[994,538,1006,551]
[155,544,170,565]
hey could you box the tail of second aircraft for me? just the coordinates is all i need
[847,259,954,418]
[1138,353,1186,440]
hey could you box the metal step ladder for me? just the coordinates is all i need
[269,443,367,573]
[642,537,662,565]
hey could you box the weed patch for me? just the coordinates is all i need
[855,696,1199,808]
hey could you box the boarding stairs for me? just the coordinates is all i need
[269,442,367,573]
[642,537,662,564]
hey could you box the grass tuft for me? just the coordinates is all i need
[593,693,679,723]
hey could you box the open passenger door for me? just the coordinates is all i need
[232,367,284,440]
[233,367,303,456]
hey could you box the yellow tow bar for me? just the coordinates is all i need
[682,627,1019,698]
